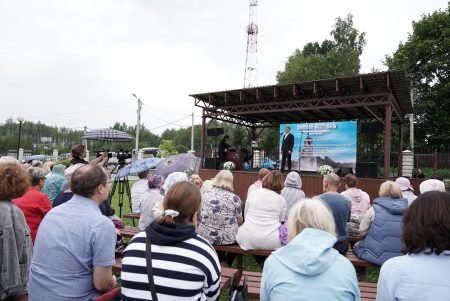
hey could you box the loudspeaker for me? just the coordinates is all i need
[337,167,354,177]
[207,128,224,136]
[204,158,218,169]
[360,122,383,135]
[356,162,378,178]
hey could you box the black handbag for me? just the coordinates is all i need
[229,273,248,301]
[145,237,158,301]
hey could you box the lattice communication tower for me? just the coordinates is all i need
[244,0,258,88]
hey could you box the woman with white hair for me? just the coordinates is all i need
[353,181,408,266]
[261,198,359,301]
[198,170,242,267]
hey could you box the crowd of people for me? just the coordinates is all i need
[1,147,449,300]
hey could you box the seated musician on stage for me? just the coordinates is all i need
[353,181,408,266]
[218,134,231,168]
[261,198,359,301]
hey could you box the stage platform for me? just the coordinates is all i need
[198,169,424,202]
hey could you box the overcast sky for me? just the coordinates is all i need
[0,0,447,135]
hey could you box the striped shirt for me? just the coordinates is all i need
[121,230,221,301]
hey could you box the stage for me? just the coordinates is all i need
[198,169,424,202]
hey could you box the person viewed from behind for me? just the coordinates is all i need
[340,174,371,236]
[41,163,66,203]
[420,179,446,193]
[13,167,52,244]
[247,168,270,196]
[130,169,151,213]
[121,181,221,301]
[28,164,117,300]
[353,181,408,266]
[377,191,450,300]
[31,160,43,168]
[52,163,83,207]
[139,175,165,231]
[201,179,213,194]
[395,177,417,205]
[281,171,305,220]
[319,173,352,255]
[261,198,360,301]
[0,163,33,301]
[237,170,287,252]
[198,170,242,267]
[189,174,203,189]
[280,127,294,172]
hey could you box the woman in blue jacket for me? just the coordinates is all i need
[261,198,359,301]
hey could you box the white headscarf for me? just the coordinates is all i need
[162,172,188,194]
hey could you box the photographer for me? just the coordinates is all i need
[70,144,108,166]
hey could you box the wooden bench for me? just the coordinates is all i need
[123,213,140,220]
[122,213,140,226]
[212,244,376,281]
[213,244,272,279]
[113,255,236,294]
[119,227,140,238]
[240,270,377,300]
[349,235,363,248]
[345,250,378,281]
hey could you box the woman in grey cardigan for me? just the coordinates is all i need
[0,163,33,300]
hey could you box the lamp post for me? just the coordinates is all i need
[16,116,24,159]
[132,93,142,161]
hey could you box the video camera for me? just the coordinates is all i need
[96,149,113,159]
[117,149,132,164]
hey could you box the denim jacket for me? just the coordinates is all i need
[0,201,33,300]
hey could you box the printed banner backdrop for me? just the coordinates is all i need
[279,121,357,172]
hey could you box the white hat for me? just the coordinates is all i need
[419,179,445,194]
[395,177,413,191]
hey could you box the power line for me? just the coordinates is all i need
[149,115,192,131]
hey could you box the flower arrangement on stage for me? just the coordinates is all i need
[317,165,334,175]
[223,161,235,170]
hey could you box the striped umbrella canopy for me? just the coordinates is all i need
[81,128,133,142]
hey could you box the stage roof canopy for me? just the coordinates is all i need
[190,71,412,127]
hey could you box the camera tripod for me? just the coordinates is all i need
[107,163,134,225]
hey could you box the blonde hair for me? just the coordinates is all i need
[212,170,234,192]
[189,174,203,188]
[287,198,336,242]
[379,180,403,198]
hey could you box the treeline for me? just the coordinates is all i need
[0,118,280,158]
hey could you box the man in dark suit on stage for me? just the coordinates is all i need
[281,127,294,172]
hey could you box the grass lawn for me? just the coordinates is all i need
[110,182,379,299]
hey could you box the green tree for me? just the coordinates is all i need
[385,4,450,146]
[158,139,178,157]
[276,13,365,84]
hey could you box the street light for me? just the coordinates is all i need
[16,116,24,159]
[132,93,142,161]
